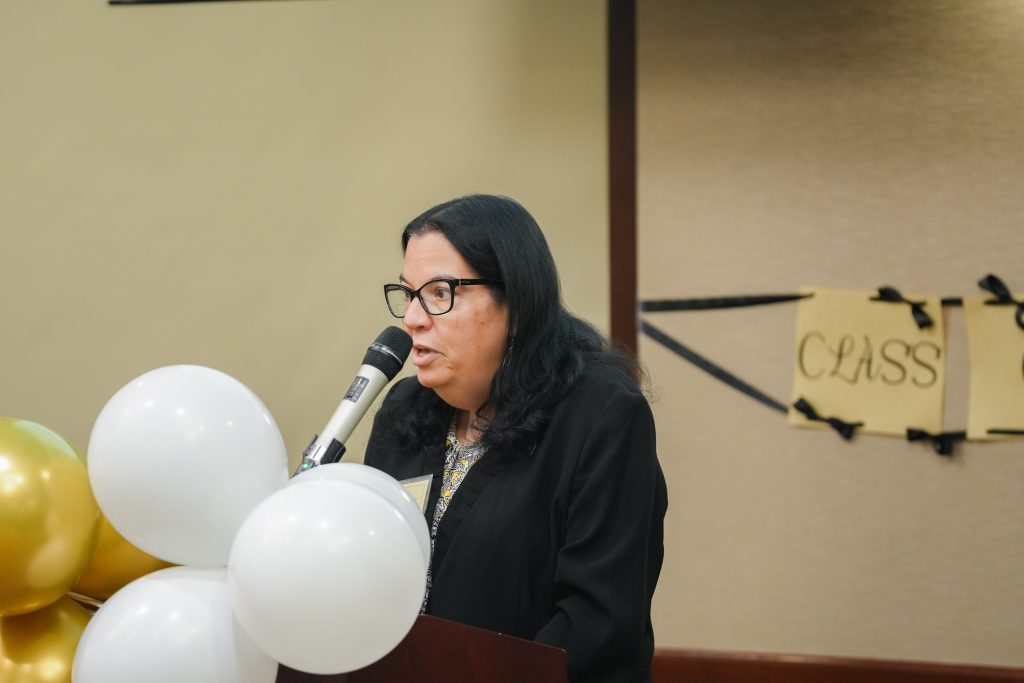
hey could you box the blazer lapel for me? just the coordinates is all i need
[428,454,500,579]
[422,438,446,519]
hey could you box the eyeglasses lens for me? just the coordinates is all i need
[386,281,455,317]
[386,287,412,317]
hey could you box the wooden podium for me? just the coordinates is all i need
[276,615,567,683]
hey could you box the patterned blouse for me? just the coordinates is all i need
[421,421,487,612]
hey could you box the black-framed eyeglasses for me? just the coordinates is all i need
[383,278,503,318]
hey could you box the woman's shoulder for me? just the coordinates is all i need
[550,359,650,427]
[568,359,646,404]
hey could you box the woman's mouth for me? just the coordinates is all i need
[412,345,440,367]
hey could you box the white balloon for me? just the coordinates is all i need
[73,566,278,683]
[228,479,426,675]
[291,462,431,567]
[88,365,288,566]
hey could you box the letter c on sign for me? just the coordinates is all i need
[798,331,826,380]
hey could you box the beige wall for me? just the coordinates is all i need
[640,0,1024,667]
[0,0,608,470]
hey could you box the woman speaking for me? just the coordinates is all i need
[365,195,667,683]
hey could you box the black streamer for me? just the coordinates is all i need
[641,292,970,315]
[640,293,812,312]
[640,320,789,414]
[870,286,934,329]
[792,397,863,441]
[978,274,1024,331]
[906,428,966,456]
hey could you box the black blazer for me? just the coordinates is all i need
[364,363,668,683]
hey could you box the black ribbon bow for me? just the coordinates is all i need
[871,286,934,329]
[792,398,863,440]
[978,274,1024,331]
[906,428,966,457]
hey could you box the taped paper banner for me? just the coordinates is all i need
[965,297,1024,441]
[790,287,945,436]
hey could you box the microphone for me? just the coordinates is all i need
[293,326,412,476]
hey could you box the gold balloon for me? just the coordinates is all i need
[0,596,91,683]
[0,418,100,617]
[71,515,172,601]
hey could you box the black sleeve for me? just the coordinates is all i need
[534,391,667,683]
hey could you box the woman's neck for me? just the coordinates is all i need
[454,408,486,445]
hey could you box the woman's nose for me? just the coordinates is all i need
[403,295,431,330]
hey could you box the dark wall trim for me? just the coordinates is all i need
[110,1,240,4]
[652,648,1024,683]
[608,0,638,354]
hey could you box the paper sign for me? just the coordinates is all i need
[789,287,945,436]
[400,474,433,514]
[964,298,1024,440]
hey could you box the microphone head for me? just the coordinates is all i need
[362,326,412,380]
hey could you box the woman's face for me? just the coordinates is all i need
[401,231,509,414]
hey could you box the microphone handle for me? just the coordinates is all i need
[293,364,390,475]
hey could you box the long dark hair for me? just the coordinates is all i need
[386,194,641,458]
